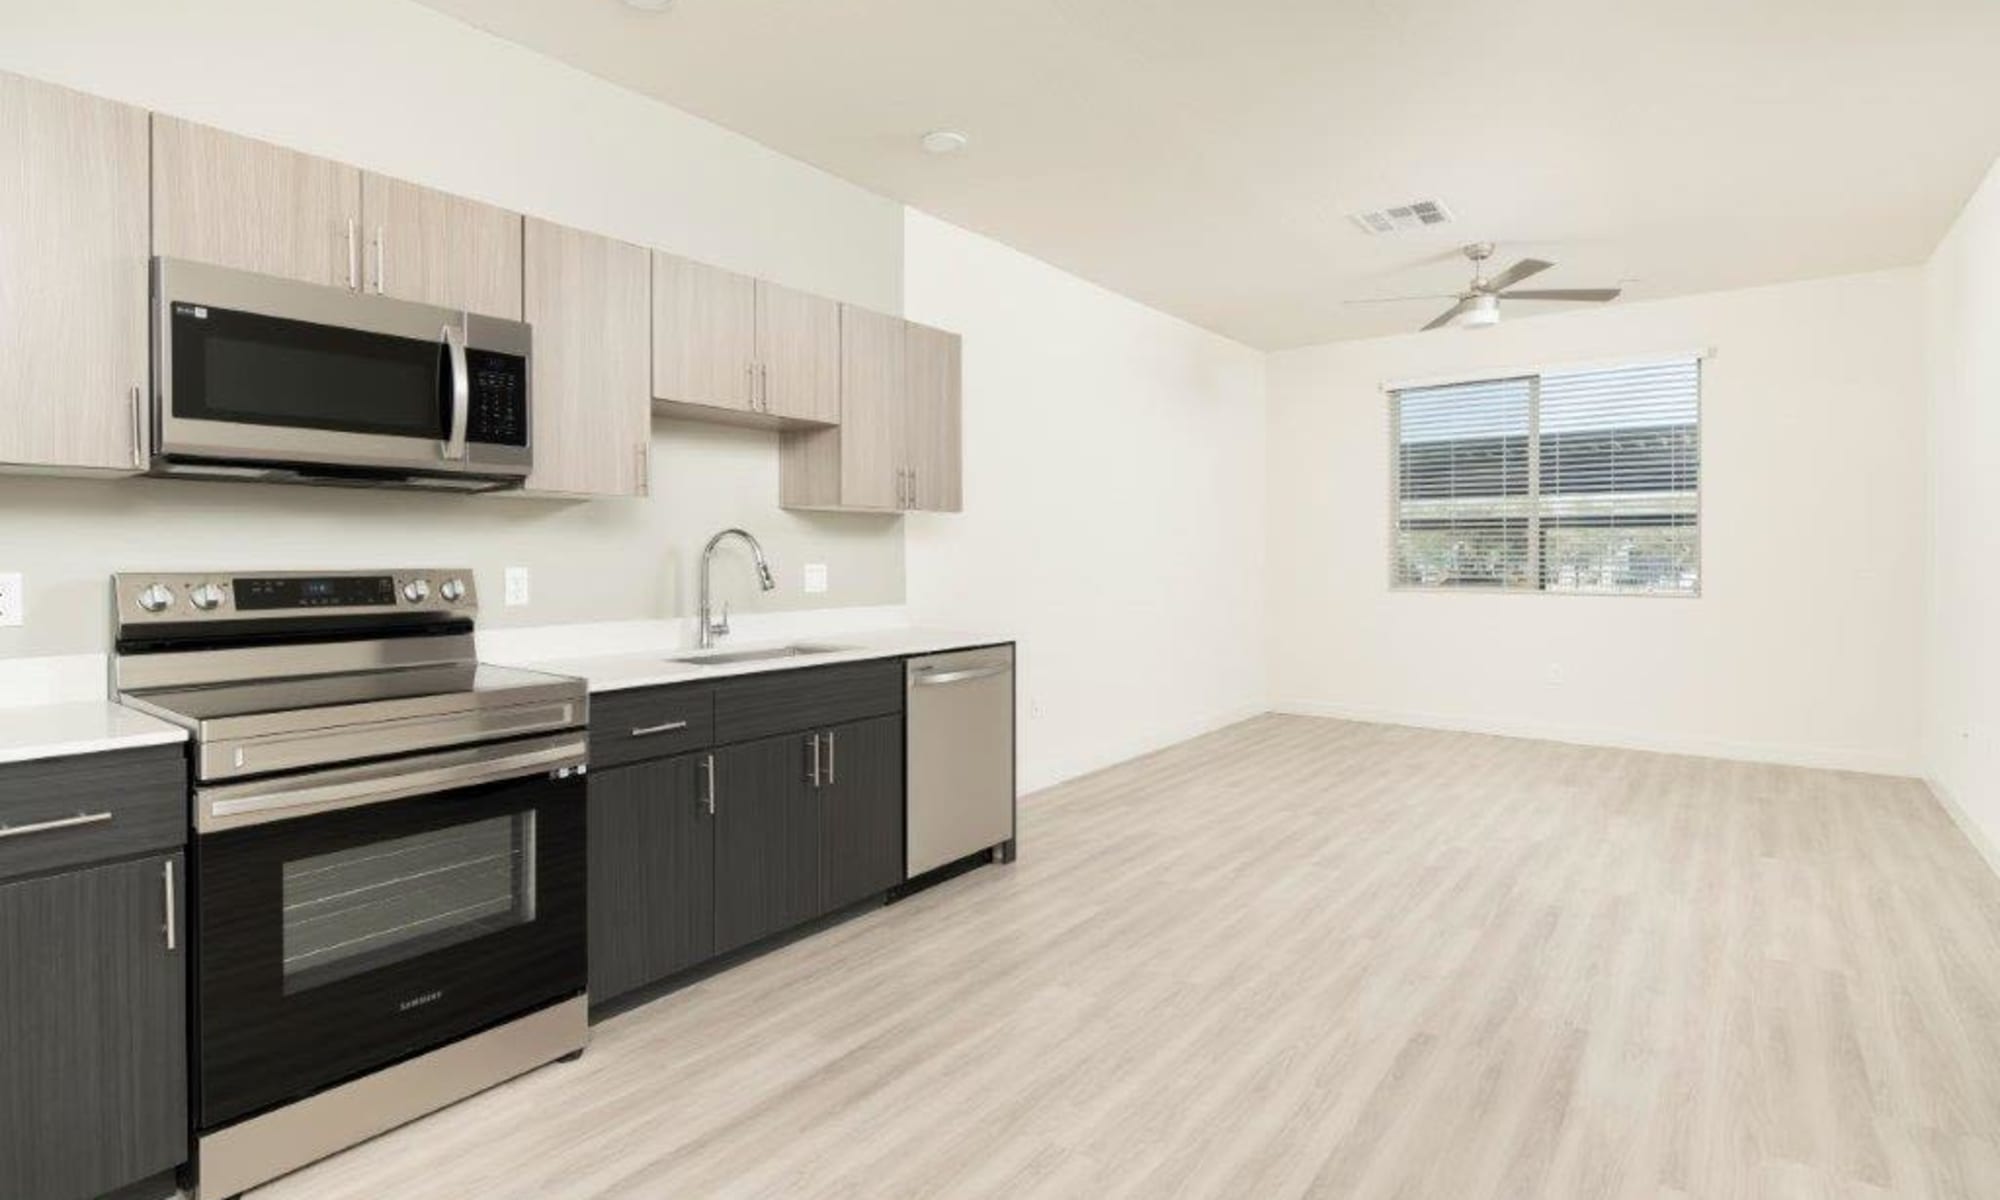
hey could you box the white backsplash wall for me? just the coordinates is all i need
[0,419,904,658]
[0,1,909,658]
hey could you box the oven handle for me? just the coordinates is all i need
[196,735,585,833]
[441,322,470,462]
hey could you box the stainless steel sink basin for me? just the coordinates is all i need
[666,643,850,667]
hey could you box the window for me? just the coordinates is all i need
[1390,356,1701,594]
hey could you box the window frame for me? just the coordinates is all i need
[1386,354,1704,598]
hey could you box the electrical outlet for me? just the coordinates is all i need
[504,567,531,607]
[802,563,829,594]
[1544,663,1565,686]
[0,573,20,627]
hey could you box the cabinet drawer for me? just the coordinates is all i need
[0,746,186,883]
[589,686,715,769]
[713,659,903,745]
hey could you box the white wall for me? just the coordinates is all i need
[1266,270,1927,775]
[1923,157,2000,863]
[901,210,1268,793]
[0,0,907,657]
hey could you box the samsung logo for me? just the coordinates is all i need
[172,303,209,319]
[398,990,443,1012]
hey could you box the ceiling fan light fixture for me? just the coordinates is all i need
[1457,293,1501,328]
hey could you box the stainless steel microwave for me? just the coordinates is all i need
[150,258,532,491]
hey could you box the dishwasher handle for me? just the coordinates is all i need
[911,665,1011,687]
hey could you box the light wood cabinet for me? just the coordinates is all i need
[521,218,652,498]
[360,172,523,319]
[653,252,758,416]
[780,309,962,513]
[905,321,964,512]
[755,279,841,422]
[152,114,361,289]
[0,72,151,474]
[652,252,841,425]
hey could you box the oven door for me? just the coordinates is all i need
[193,759,584,1130]
[153,257,530,480]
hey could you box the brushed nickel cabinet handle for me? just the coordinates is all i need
[0,811,112,841]
[130,385,145,468]
[825,729,835,785]
[807,732,822,787]
[631,719,689,737]
[346,217,358,290]
[374,225,386,295]
[700,753,716,815]
[163,858,177,952]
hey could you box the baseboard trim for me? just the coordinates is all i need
[1925,775,2000,881]
[1270,699,1918,778]
[1022,704,1266,796]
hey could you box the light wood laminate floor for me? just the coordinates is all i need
[255,715,2000,1200]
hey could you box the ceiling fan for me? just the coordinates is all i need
[1351,242,1622,331]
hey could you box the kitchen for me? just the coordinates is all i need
[9,3,2000,1199]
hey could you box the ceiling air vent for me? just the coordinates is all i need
[1347,199,1453,235]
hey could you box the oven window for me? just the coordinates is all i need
[173,304,448,439]
[281,812,536,993]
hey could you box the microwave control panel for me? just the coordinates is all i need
[465,350,529,448]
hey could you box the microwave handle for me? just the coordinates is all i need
[441,322,470,461]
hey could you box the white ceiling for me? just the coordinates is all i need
[416,0,2000,349]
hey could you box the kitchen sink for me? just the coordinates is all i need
[666,643,851,666]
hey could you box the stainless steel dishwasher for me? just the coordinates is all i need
[906,645,1016,877]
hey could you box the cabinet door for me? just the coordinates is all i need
[838,305,908,509]
[713,732,821,955]
[821,715,905,911]
[905,321,964,512]
[361,171,523,319]
[522,218,652,497]
[0,72,150,474]
[756,280,840,424]
[652,252,757,414]
[0,853,185,1200]
[588,756,714,1004]
[152,114,361,288]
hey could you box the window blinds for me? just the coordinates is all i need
[1391,357,1701,594]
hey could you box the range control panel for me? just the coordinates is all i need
[112,570,477,623]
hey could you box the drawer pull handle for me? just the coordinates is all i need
[631,719,690,737]
[0,811,113,841]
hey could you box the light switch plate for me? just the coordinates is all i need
[504,567,531,607]
[0,573,20,627]
[803,563,829,594]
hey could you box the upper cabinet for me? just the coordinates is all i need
[360,173,523,319]
[652,252,840,425]
[152,115,361,289]
[155,117,522,318]
[522,218,652,498]
[779,310,962,513]
[0,71,151,474]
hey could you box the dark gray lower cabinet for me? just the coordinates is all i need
[588,754,714,1004]
[713,732,821,955]
[821,715,904,912]
[0,852,186,1200]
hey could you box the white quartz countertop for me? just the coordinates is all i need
[0,702,188,767]
[496,628,1011,694]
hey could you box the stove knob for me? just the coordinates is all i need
[137,583,176,614]
[190,583,226,611]
[439,577,466,603]
[402,578,431,604]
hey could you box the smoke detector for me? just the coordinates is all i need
[920,129,970,155]
[1347,199,1453,236]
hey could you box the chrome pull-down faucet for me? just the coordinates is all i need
[697,528,776,649]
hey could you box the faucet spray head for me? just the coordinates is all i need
[755,557,776,591]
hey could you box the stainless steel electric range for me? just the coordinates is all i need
[111,568,589,1200]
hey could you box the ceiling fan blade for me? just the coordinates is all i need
[1342,293,1461,305]
[1499,287,1622,302]
[1421,298,1474,331]
[1483,257,1554,291]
